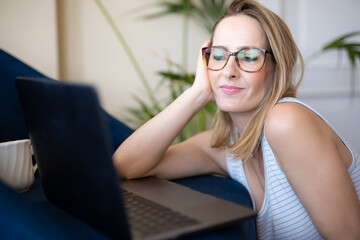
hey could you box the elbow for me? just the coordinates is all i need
[112,151,133,180]
[113,159,137,180]
[112,151,152,180]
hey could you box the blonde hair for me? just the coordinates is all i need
[211,0,304,161]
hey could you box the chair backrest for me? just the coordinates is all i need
[0,49,45,142]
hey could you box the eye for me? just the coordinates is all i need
[238,48,261,62]
[212,47,227,61]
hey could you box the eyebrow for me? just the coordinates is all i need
[211,45,261,51]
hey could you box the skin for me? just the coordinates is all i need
[113,14,360,239]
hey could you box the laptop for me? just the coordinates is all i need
[15,77,256,240]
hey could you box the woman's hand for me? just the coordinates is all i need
[191,40,214,105]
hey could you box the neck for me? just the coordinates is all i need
[229,110,255,134]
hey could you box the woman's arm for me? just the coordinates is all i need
[113,41,226,180]
[265,102,360,239]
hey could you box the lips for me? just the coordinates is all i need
[220,85,243,95]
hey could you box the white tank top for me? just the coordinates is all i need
[226,97,360,239]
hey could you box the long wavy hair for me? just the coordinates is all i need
[210,0,304,161]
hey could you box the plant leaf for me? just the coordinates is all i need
[322,31,360,51]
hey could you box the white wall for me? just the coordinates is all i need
[1,0,359,150]
[0,0,58,79]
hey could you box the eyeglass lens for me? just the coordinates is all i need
[203,47,266,72]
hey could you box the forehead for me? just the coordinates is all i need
[212,14,268,50]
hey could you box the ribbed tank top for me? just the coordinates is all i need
[227,97,360,239]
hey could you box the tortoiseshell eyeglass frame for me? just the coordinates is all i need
[202,46,273,73]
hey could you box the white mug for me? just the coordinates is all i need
[0,139,37,192]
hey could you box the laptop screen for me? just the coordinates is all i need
[16,77,131,239]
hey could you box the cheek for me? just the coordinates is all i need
[250,72,268,93]
[246,71,274,108]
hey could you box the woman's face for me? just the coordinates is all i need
[210,14,274,116]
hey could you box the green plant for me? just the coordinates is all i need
[129,0,231,141]
[305,31,360,97]
[94,0,229,141]
[105,0,230,141]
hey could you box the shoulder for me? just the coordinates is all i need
[264,101,323,141]
[264,101,334,168]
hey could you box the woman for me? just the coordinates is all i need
[114,0,360,239]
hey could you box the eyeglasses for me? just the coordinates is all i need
[202,46,272,73]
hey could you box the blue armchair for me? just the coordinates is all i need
[0,49,255,239]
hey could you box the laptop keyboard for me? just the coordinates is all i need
[121,188,200,239]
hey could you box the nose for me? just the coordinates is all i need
[222,55,240,79]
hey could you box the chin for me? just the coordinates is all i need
[215,101,243,113]
[215,98,259,115]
